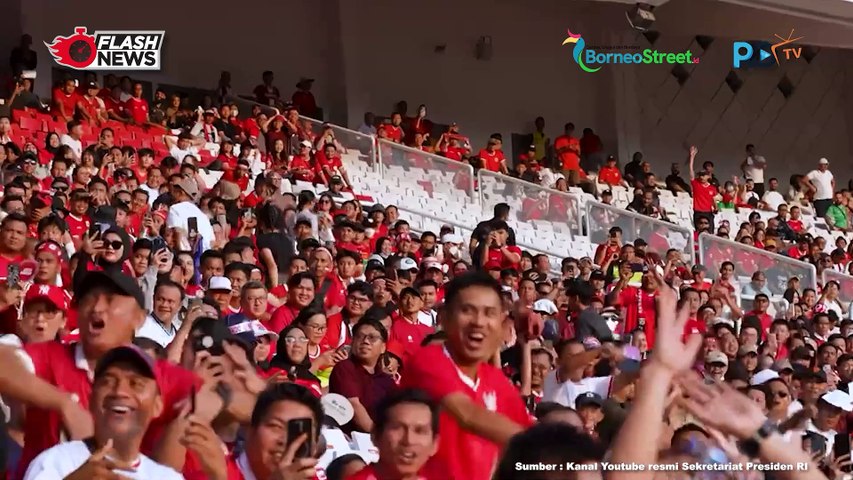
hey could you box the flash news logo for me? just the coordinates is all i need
[44,27,164,71]
[733,29,803,69]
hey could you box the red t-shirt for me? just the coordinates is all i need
[598,166,622,186]
[289,154,315,182]
[103,95,124,117]
[389,316,434,359]
[384,125,404,143]
[554,135,581,171]
[65,214,91,239]
[123,97,149,124]
[52,90,80,119]
[401,345,532,480]
[79,95,102,123]
[691,179,716,213]
[682,317,707,341]
[17,342,197,477]
[444,146,466,162]
[617,286,658,349]
[483,245,522,271]
[477,149,504,173]
[346,463,446,480]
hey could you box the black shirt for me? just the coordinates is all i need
[257,231,296,276]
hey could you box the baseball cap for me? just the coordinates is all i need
[527,144,536,151]
[322,393,354,427]
[385,339,406,364]
[398,257,418,272]
[94,345,159,385]
[575,392,604,408]
[821,390,853,412]
[75,270,145,310]
[819,157,830,165]
[176,177,199,199]
[704,350,728,366]
[590,270,607,281]
[399,287,421,299]
[208,276,232,292]
[300,140,312,148]
[441,233,463,244]
[228,318,279,341]
[738,344,759,357]
[771,358,794,373]
[750,369,780,386]
[330,175,343,185]
[25,284,69,311]
[421,257,444,272]
[532,299,558,315]
[86,81,99,90]
[203,109,216,116]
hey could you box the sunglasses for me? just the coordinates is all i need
[103,240,123,250]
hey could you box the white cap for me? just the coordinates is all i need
[819,157,830,165]
[750,369,779,386]
[399,257,418,272]
[441,233,463,244]
[821,390,853,412]
[368,254,385,264]
[252,321,278,340]
[421,257,445,272]
[532,298,558,315]
[301,140,313,148]
[208,276,232,291]
[322,393,355,426]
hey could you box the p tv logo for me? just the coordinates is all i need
[733,41,774,69]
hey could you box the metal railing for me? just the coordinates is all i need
[303,116,377,171]
[392,204,563,275]
[698,233,817,295]
[478,170,583,238]
[585,200,694,261]
[822,269,853,309]
[377,139,475,199]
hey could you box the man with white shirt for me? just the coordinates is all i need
[760,177,786,211]
[166,177,214,251]
[136,280,184,348]
[60,120,84,161]
[164,131,204,164]
[805,390,853,459]
[543,339,635,408]
[23,345,183,480]
[807,157,836,218]
[741,144,767,197]
[357,111,377,136]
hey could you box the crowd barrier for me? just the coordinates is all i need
[377,139,475,199]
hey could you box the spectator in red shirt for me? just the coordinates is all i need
[51,78,79,122]
[385,113,405,143]
[77,81,107,126]
[289,141,316,182]
[554,122,582,184]
[0,213,27,278]
[477,134,508,174]
[291,77,318,118]
[253,70,281,107]
[597,155,625,187]
[124,81,151,127]
[688,145,717,228]
[347,389,442,480]
[401,272,530,480]
[480,221,522,272]
[317,143,351,188]
[329,318,396,433]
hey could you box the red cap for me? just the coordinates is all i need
[385,339,406,364]
[25,284,70,311]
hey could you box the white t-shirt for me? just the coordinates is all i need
[807,169,834,200]
[60,134,82,159]
[24,440,183,480]
[743,155,766,183]
[543,371,612,408]
[762,190,785,211]
[169,145,199,164]
[166,201,213,251]
[136,314,181,348]
[141,184,161,205]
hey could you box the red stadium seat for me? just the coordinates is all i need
[18,116,43,132]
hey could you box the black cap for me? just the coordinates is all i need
[575,392,604,408]
[94,345,157,383]
[365,259,384,272]
[76,270,145,310]
[590,270,607,281]
[399,287,421,299]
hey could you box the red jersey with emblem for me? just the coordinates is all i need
[389,315,433,359]
[554,135,581,171]
[65,214,91,239]
[691,179,717,213]
[682,317,707,341]
[346,464,445,480]
[477,149,504,173]
[17,342,198,477]
[123,97,149,124]
[616,286,657,349]
[402,345,532,480]
[289,154,315,182]
[384,125,404,143]
[483,245,522,271]
[52,90,79,119]
[79,95,103,123]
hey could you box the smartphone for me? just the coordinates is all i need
[834,433,851,469]
[242,209,253,220]
[188,297,203,310]
[88,222,101,240]
[287,418,314,459]
[6,264,20,287]
[151,236,167,253]
[215,214,227,227]
[337,345,352,357]
[188,217,199,239]
[386,267,398,282]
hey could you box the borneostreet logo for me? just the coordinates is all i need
[44,27,164,71]
[562,27,699,73]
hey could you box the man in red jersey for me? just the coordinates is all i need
[477,134,508,174]
[51,78,79,122]
[0,270,196,476]
[0,213,27,278]
[347,389,440,480]
[269,272,316,333]
[77,81,107,126]
[610,264,659,350]
[124,81,150,126]
[389,288,433,359]
[385,113,404,144]
[401,272,531,480]
[688,145,717,229]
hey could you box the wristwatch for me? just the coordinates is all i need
[737,419,777,457]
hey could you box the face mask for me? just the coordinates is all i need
[448,245,459,257]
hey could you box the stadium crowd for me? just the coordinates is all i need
[0,35,850,479]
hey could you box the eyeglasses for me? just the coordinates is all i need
[104,240,123,250]
[283,336,309,345]
[355,333,382,344]
[348,295,370,304]
[305,323,327,332]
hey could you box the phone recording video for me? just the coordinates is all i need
[287,418,314,459]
